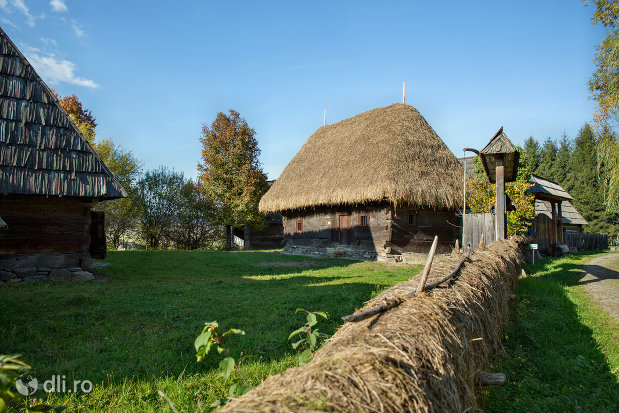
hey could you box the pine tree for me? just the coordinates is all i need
[551,133,572,186]
[536,137,558,179]
[568,124,607,230]
[522,136,540,178]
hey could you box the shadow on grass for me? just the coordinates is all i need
[485,252,619,412]
[0,249,419,390]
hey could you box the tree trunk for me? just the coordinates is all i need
[244,224,251,250]
[225,225,232,250]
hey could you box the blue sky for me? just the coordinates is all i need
[0,0,606,180]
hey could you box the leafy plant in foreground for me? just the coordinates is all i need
[288,309,330,365]
[0,355,65,413]
[194,321,251,407]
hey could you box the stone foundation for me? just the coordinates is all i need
[0,253,95,286]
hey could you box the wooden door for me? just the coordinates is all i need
[338,214,352,245]
[89,211,107,259]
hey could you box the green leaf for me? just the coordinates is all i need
[218,357,235,380]
[298,349,312,365]
[295,308,307,314]
[54,408,67,413]
[217,346,225,354]
[204,321,219,329]
[313,311,328,319]
[306,313,317,327]
[228,383,237,396]
[236,384,252,396]
[194,330,212,352]
[196,346,206,362]
[308,332,317,348]
[291,339,304,349]
[288,327,306,340]
[222,329,245,337]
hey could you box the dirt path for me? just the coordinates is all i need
[579,253,619,322]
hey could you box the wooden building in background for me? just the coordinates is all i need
[528,175,587,250]
[0,27,125,277]
[259,103,463,258]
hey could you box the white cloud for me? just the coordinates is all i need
[11,0,35,27]
[26,51,98,89]
[49,0,67,12]
[39,37,57,47]
[0,17,16,28]
[71,20,85,37]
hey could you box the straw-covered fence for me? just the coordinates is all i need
[219,237,527,412]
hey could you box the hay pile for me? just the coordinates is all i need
[219,237,526,412]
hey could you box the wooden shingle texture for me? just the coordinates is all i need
[0,27,125,199]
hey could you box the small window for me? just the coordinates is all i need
[408,210,417,225]
[359,214,369,226]
[296,219,303,233]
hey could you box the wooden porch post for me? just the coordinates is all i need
[550,202,557,244]
[557,202,563,244]
[495,155,506,240]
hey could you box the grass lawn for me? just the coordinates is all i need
[0,250,420,412]
[485,252,619,412]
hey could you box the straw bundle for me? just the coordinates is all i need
[259,103,463,213]
[218,237,526,412]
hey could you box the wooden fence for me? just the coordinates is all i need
[462,213,496,253]
[564,231,608,251]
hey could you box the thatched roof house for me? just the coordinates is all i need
[260,103,463,259]
[0,27,124,282]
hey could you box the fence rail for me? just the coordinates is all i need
[564,231,608,251]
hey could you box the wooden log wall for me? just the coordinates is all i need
[0,194,94,267]
[390,207,460,253]
[283,204,389,251]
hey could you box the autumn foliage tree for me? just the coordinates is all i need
[51,90,97,144]
[467,153,535,235]
[198,110,268,249]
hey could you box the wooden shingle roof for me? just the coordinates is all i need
[528,175,572,201]
[535,199,587,226]
[479,127,520,183]
[0,27,125,199]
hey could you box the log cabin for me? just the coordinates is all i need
[258,103,463,259]
[528,175,587,250]
[0,27,125,281]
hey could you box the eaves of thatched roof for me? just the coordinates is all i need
[259,103,464,213]
[0,27,126,199]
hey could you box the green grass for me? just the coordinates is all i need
[485,252,619,412]
[0,250,420,412]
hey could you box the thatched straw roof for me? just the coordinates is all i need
[259,103,463,213]
[0,27,126,199]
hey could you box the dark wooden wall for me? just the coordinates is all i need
[282,203,460,254]
[391,207,460,253]
[283,204,389,252]
[0,195,94,268]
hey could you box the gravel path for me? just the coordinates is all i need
[579,254,619,322]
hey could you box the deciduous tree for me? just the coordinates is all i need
[198,110,268,249]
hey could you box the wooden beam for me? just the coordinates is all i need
[551,201,557,244]
[495,155,506,240]
[557,202,563,244]
[416,235,439,292]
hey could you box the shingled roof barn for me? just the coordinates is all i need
[0,27,125,283]
[259,103,463,260]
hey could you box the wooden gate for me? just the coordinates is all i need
[462,213,495,252]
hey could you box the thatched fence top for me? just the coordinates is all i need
[219,237,526,412]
